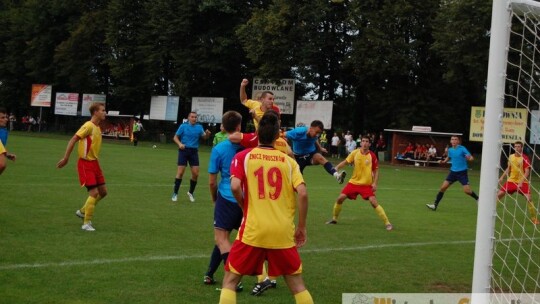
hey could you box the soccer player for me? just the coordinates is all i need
[219,112,314,304]
[57,102,108,231]
[325,135,393,230]
[239,78,280,129]
[171,111,211,202]
[203,111,244,287]
[426,135,479,211]
[497,141,539,225]
[0,108,16,174]
[0,138,6,175]
[285,120,346,183]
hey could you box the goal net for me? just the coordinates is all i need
[474,1,540,302]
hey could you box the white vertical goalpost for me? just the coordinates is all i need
[473,0,540,303]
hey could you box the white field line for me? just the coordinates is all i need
[3,238,536,271]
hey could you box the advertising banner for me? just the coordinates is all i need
[469,106,527,143]
[191,97,224,124]
[81,94,106,117]
[252,78,295,114]
[54,93,79,116]
[295,100,333,129]
[31,84,52,107]
[149,96,179,121]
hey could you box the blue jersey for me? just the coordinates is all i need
[448,145,471,172]
[0,128,7,146]
[286,127,318,155]
[175,123,204,148]
[208,139,242,202]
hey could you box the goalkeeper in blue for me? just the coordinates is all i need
[426,136,478,211]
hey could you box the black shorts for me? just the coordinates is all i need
[214,192,243,231]
[294,152,316,173]
[177,147,200,166]
[445,170,469,186]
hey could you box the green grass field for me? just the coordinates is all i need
[0,132,497,303]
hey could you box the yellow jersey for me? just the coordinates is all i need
[76,121,102,161]
[346,149,378,186]
[508,153,530,183]
[231,147,304,249]
[0,140,5,155]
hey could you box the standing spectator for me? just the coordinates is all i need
[203,111,244,286]
[56,103,108,231]
[171,112,212,202]
[239,78,280,129]
[330,132,340,158]
[285,120,346,183]
[497,141,539,225]
[426,136,479,211]
[219,112,314,304]
[344,130,353,144]
[132,118,144,146]
[319,130,328,150]
[213,124,228,146]
[8,113,16,131]
[346,137,357,155]
[29,116,37,132]
[375,133,386,152]
[325,135,393,230]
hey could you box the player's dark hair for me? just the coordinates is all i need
[0,107,6,115]
[89,102,104,115]
[361,135,371,141]
[260,91,274,99]
[514,141,523,146]
[310,120,324,130]
[222,111,242,133]
[258,111,280,145]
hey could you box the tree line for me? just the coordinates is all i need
[0,0,492,134]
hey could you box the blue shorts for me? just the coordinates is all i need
[214,192,243,231]
[177,147,200,166]
[445,170,469,186]
[294,152,316,173]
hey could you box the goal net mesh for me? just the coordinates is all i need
[490,1,540,301]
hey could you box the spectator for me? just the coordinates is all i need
[427,144,437,161]
[8,113,16,131]
[330,132,340,158]
[414,143,427,160]
[346,137,357,155]
[319,130,328,150]
[375,134,386,152]
[402,142,414,159]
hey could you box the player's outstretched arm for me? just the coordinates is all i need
[57,135,78,168]
[240,78,249,105]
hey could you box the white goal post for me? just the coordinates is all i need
[473,0,540,303]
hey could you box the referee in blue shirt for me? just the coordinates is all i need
[172,111,211,202]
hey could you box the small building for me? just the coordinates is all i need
[384,127,463,166]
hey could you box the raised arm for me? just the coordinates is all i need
[240,78,249,105]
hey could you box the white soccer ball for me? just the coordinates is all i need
[152,145,157,149]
